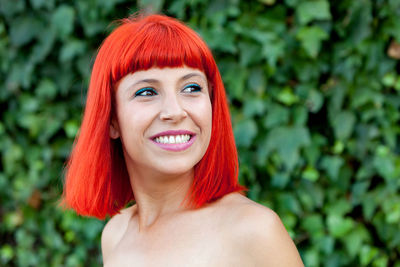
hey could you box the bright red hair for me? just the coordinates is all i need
[61,14,246,219]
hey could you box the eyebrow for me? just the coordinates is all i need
[131,72,206,87]
[180,73,206,82]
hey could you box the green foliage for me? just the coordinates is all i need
[1,0,399,266]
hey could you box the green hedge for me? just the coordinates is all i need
[1,0,399,266]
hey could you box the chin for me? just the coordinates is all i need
[155,163,195,177]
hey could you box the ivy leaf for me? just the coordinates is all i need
[276,86,299,106]
[263,103,290,128]
[296,0,331,25]
[331,110,356,140]
[327,214,354,238]
[302,166,319,182]
[51,5,75,39]
[265,126,311,170]
[9,16,41,47]
[297,26,329,58]
[234,119,257,147]
[59,39,86,62]
[306,89,324,113]
[321,156,344,181]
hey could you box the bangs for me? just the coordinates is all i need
[109,17,213,86]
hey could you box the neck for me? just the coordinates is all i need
[127,166,194,231]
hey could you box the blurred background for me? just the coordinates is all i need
[1,0,399,266]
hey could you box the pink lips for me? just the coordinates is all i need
[150,130,196,152]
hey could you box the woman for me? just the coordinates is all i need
[62,14,304,266]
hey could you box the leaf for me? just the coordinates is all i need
[30,29,56,64]
[0,244,14,264]
[302,214,324,233]
[343,225,369,258]
[302,166,319,182]
[297,26,329,58]
[271,172,290,188]
[297,0,331,25]
[276,86,299,106]
[345,1,373,44]
[277,193,302,214]
[306,89,324,113]
[0,0,25,19]
[360,245,379,265]
[303,248,320,267]
[223,64,247,99]
[331,110,356,140]
[64,120,79,139]
[9,16,41,46]
[265,126,311,170]
[36,79,57,100]
[238,42,262,66]
[260,34,285,67]
[321,156,344,181]
[327,214,354,238]
[234,119,257,147]
[373,154,396,180]
[382,72,396,87]
[243,97,266,117]
[30,0,48,9]
[326,199,352,217]
[248,68,266,94]
[51,5,75,39]
[263,103,290,128]
[292,105,308,126]
[59,39,86,62]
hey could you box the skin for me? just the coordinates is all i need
[103,66,304,266]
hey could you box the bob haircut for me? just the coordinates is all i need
[62,14,246,219]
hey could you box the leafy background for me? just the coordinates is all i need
[1,0,399,266]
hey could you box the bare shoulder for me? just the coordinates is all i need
[101,205,135,263]
[216,193,304,267]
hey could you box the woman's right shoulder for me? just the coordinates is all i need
[101,205,136,262]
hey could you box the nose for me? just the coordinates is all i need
[159,93,188,122]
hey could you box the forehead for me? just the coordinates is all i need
[117,66,208,89]
[128,66,206,80]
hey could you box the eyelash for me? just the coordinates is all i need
[134,87,157,97]
[182,83,202,93]
[134,83,202,97]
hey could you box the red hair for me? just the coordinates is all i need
[61,14,246,219]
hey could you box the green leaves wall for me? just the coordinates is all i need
[1,0,399,266]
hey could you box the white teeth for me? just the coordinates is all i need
[154,134,191,144]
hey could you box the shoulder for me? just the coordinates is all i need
[101,205,135,263]
[215,193,304,266]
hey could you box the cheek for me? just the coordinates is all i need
[188,98,212,135]
[117,103,157,138]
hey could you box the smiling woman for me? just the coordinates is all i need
[61,14,304,266]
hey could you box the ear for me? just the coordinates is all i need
[109,118,120,139]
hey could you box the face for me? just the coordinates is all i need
[111,66,212,178]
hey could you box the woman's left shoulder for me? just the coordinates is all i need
[216,193,304,266]
[216,192,284,234]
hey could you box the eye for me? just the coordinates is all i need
[182,83,202,93]
[135,87,158,97]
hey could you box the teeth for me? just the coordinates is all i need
[154,134,191,144]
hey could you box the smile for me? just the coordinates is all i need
[154,134,191,144]
[150,130,196,152]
